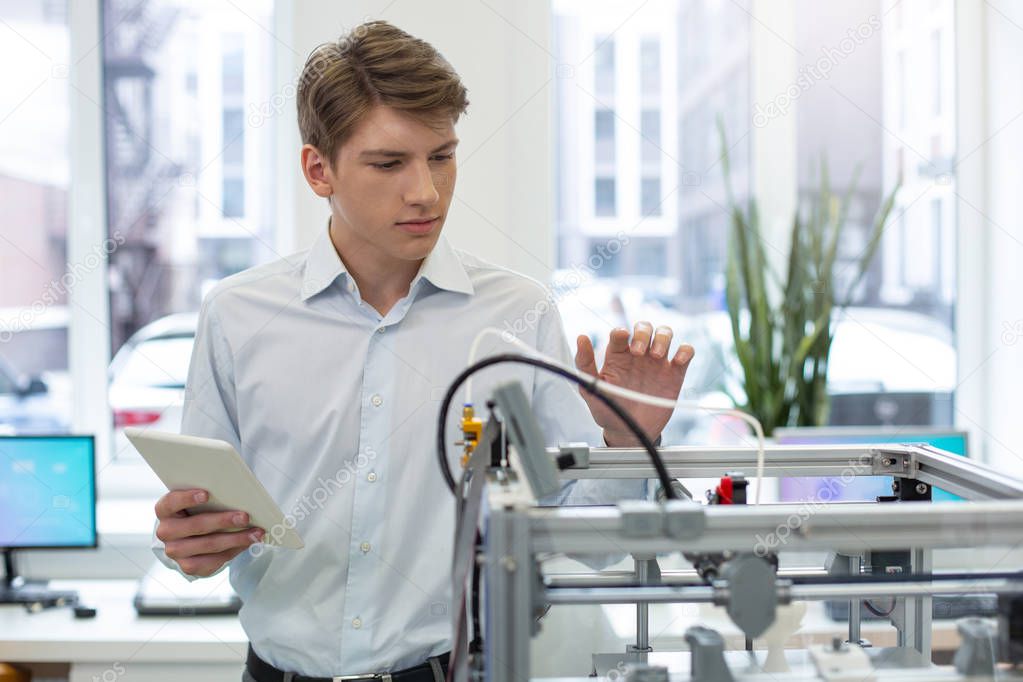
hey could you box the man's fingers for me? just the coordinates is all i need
[650,326,673,358]
[672,344,695,374]
[606,327,631,354]
[575,335,598,376]
[156,510,250,543]
[155,489,209,520]
[629,321,653,355]
[164,527,265,564]
[177,544,254,578]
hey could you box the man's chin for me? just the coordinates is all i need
[393,230,442,260]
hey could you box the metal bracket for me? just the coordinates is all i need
[684,626,734,682]
[557,443,590,469]
[871,448,919,477]
[619,500,664,538]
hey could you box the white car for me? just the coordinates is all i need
[108,313,197,461]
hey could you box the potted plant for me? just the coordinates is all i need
[720,130,900,435]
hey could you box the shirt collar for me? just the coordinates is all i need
[413,232,475,296]
[300,223,475,301]
[300,224,347,301]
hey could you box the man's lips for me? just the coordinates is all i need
[395,217,440,234]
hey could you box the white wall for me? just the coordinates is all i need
[750,0,798,277]
[957,0,1023,471]
[274,0,556,282]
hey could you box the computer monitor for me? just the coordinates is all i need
[0,435,96,607]
[774,427,968,503]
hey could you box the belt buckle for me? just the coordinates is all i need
[333,675,392,682]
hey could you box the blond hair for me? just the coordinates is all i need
[297,21,469,165]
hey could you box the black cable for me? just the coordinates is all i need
[863,598,897,618]
[440,354,678,679]
[436,353,677,499]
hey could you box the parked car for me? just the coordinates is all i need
[109,313,197,460]
[0,355,70,434]
[0,305,71,434]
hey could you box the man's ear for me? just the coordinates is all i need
[301,144,334,198]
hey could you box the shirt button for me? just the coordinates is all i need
[376,327,386,334]
[360,541,371,553]
[371,394,383,407]
[367,472,377,482]
[352,617,362,629]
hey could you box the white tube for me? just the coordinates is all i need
[465,327,768,504]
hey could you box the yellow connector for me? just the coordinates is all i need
[459,404,483,468]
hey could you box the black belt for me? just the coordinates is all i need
[246,646,450,682]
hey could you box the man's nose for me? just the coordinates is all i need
[403,160,440,206]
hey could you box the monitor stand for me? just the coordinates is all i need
[1,550,78,609]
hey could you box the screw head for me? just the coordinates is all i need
[915,483,928,495]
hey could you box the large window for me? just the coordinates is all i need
[553,0,957,439]
[0,0,72,437]
[102,0,277,462]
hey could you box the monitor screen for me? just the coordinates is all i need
[0,436,97,549]
[775,428,968,503]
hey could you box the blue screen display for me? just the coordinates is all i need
[0,436,96,548]
[776,431,967,503]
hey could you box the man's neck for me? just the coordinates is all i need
[328,220,422,317]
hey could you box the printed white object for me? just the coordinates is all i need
[761,601,807,673]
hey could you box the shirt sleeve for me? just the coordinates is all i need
[531,301,648,506]
[151,296,238,581]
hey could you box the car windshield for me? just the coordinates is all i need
[115,336,193,389]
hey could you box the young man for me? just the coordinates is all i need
[153,20,693,682]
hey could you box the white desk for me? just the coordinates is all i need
[0,580,247,682]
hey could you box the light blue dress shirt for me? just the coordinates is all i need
[153,226,645,676]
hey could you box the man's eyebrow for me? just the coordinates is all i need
[358,139,459,159]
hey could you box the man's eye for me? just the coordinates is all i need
[372,161,400,170]
[431,154,454,162]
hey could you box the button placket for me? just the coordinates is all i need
[344,325,393,651]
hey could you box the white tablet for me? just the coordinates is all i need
[125,428,304,549]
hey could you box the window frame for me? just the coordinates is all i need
[66,0,287,505]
